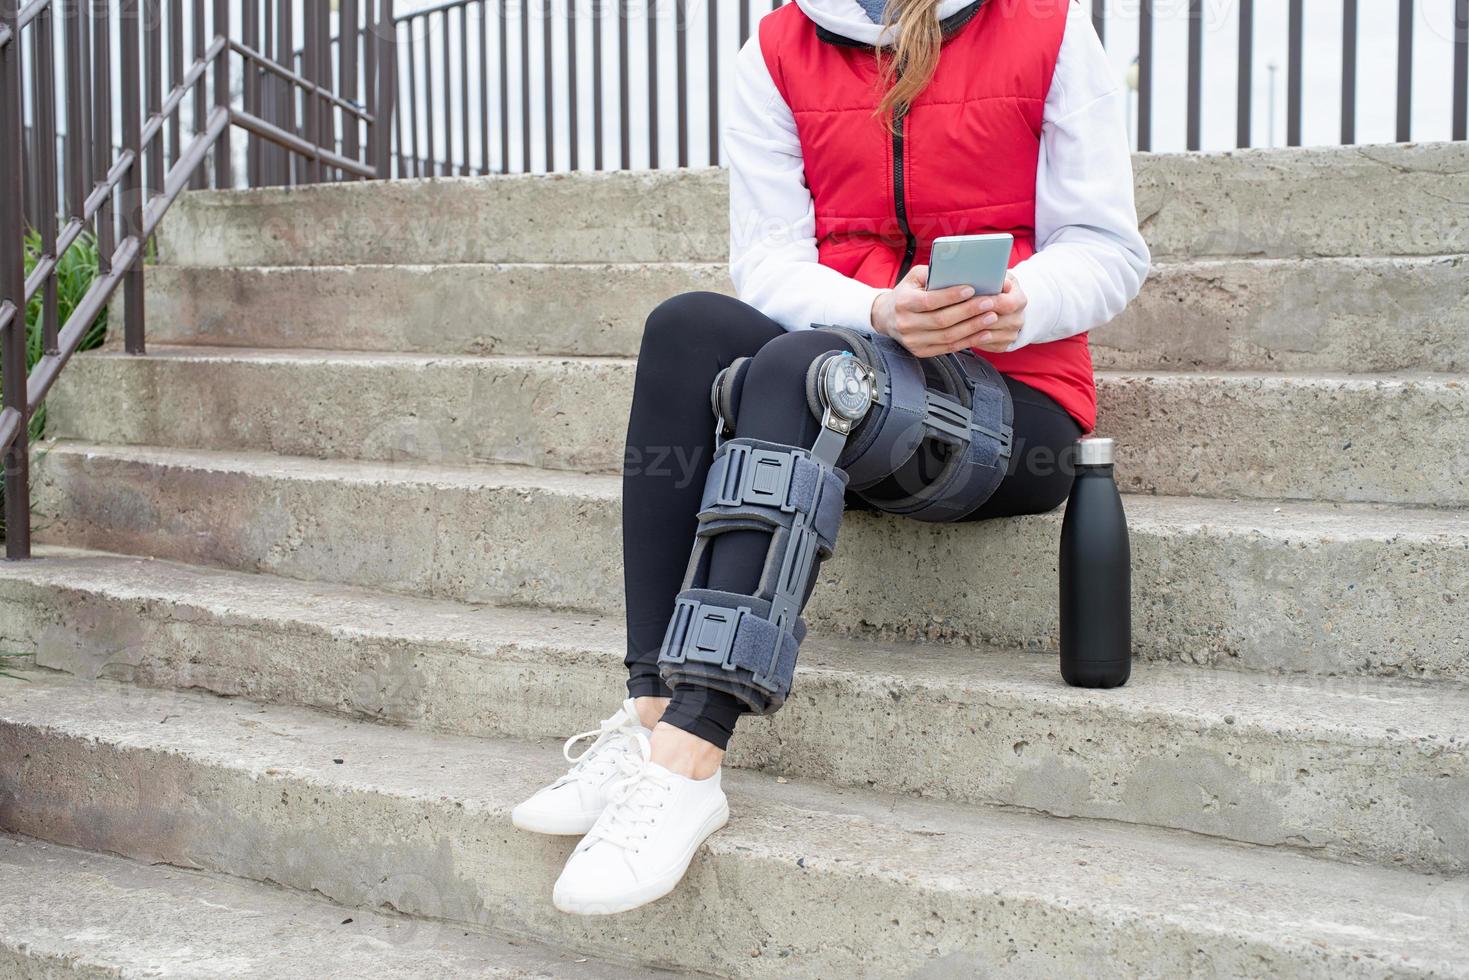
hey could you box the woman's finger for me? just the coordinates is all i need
[991,289,1027,316]
[969,325,1021,352]
[899,297,990,336]
[943,319,1020,352]
[901,282,974,313]
[895,320,978,353]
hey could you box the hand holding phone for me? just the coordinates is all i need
[926,233,1014,297]
[871,250,1028,357]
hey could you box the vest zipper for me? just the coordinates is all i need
[891,104,917,283]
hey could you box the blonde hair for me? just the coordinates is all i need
[875,0,946,123]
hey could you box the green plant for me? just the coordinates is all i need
[21,228,111,440]
[0,228,110,543]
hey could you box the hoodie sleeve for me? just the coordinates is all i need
[1006,2,1151,351]
[725,36,885,333]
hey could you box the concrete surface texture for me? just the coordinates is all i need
[2,676,1468,980]
[51,347,1469,505]
[29,442,1469,681]
[3,140,1468,977]
[0,833,684,979]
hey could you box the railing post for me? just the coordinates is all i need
[1286,0,1302,146]
[341,0,359,171]
[1,0,32,559]
[1185,0,1202,151]
[1237,0,1253,147]
[78,0,94,193]
[304,0,321,183]
[65,0,89,223]
[243,0,260,184]
[145,0,163,197]
[213,0,230,186]
[276,0,294,184]
[121,0,146,355]
[1456,0,1468,143]
[191,0,208,188]
[32,0,60,357]
[1395,0,1412,143]
[373,0,396,180]
[317,0,333,179]
[169,0,183,172]
[92,0,114,276]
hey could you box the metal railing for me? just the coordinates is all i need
[0,0,398,559]
[1118,0,1469,151]
[392,0,1469,175]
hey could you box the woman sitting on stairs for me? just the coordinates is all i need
[512,0,1149,914]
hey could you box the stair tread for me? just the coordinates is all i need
[0,669,1465,974]
[3,547,1464,750]
[144,252,1469,272]
[80,342,1469,386]
[0,832,680,979]
[37,438,1469,538]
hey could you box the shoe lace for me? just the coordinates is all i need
[583,733,672,854]
[554,706,640,786]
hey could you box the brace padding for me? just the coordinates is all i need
[698,437,846,556]
[657,589,808,714]
[657,436,848,715]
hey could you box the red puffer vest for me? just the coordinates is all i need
[759,0,1093,430]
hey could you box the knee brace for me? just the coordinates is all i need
[821,326,1013,523]
[657,435,849,714]
[711,328,1014,521]
[660,328,1012,714]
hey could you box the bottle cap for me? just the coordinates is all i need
[1077,437,1115,466]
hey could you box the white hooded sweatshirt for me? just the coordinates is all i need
[725,0,1151,351]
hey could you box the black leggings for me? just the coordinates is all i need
[622,292,1082,750]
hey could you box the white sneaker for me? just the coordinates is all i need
[510,698,652,836]
[552,732,729,915]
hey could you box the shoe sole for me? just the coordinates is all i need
[552,798,731,915]
[510,806,601,836]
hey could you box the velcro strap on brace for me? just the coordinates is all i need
[698,437,846,556]
[659,436,847,716]
[657,589,806,714]
[883,351,1014,523]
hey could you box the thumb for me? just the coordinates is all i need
[905,264,929,289]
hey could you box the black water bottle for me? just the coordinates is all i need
[1059,436,1131,688]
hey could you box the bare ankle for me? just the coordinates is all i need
[633,696,669,731]
[650,722,724,780]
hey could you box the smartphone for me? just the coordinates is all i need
[926,233,1014,297]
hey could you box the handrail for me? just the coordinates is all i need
[397,0,474,21]
[230,39,375,123]
[229,108,378,180]
[140,36,226,157]
[0,0,399,559]
[15,0,46,33]
[20,37,224,308]
[26,106,229,419]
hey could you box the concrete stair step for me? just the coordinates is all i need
[157,143,1469,268]
[1100,255,1469,374]
[1,673,1465,979]
[52,346,1469,507]
[29,441,1468,684]
[0,833,677,979]
[0,550,1465,874]
[134,254,1469,375]
[134,261,723,358]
